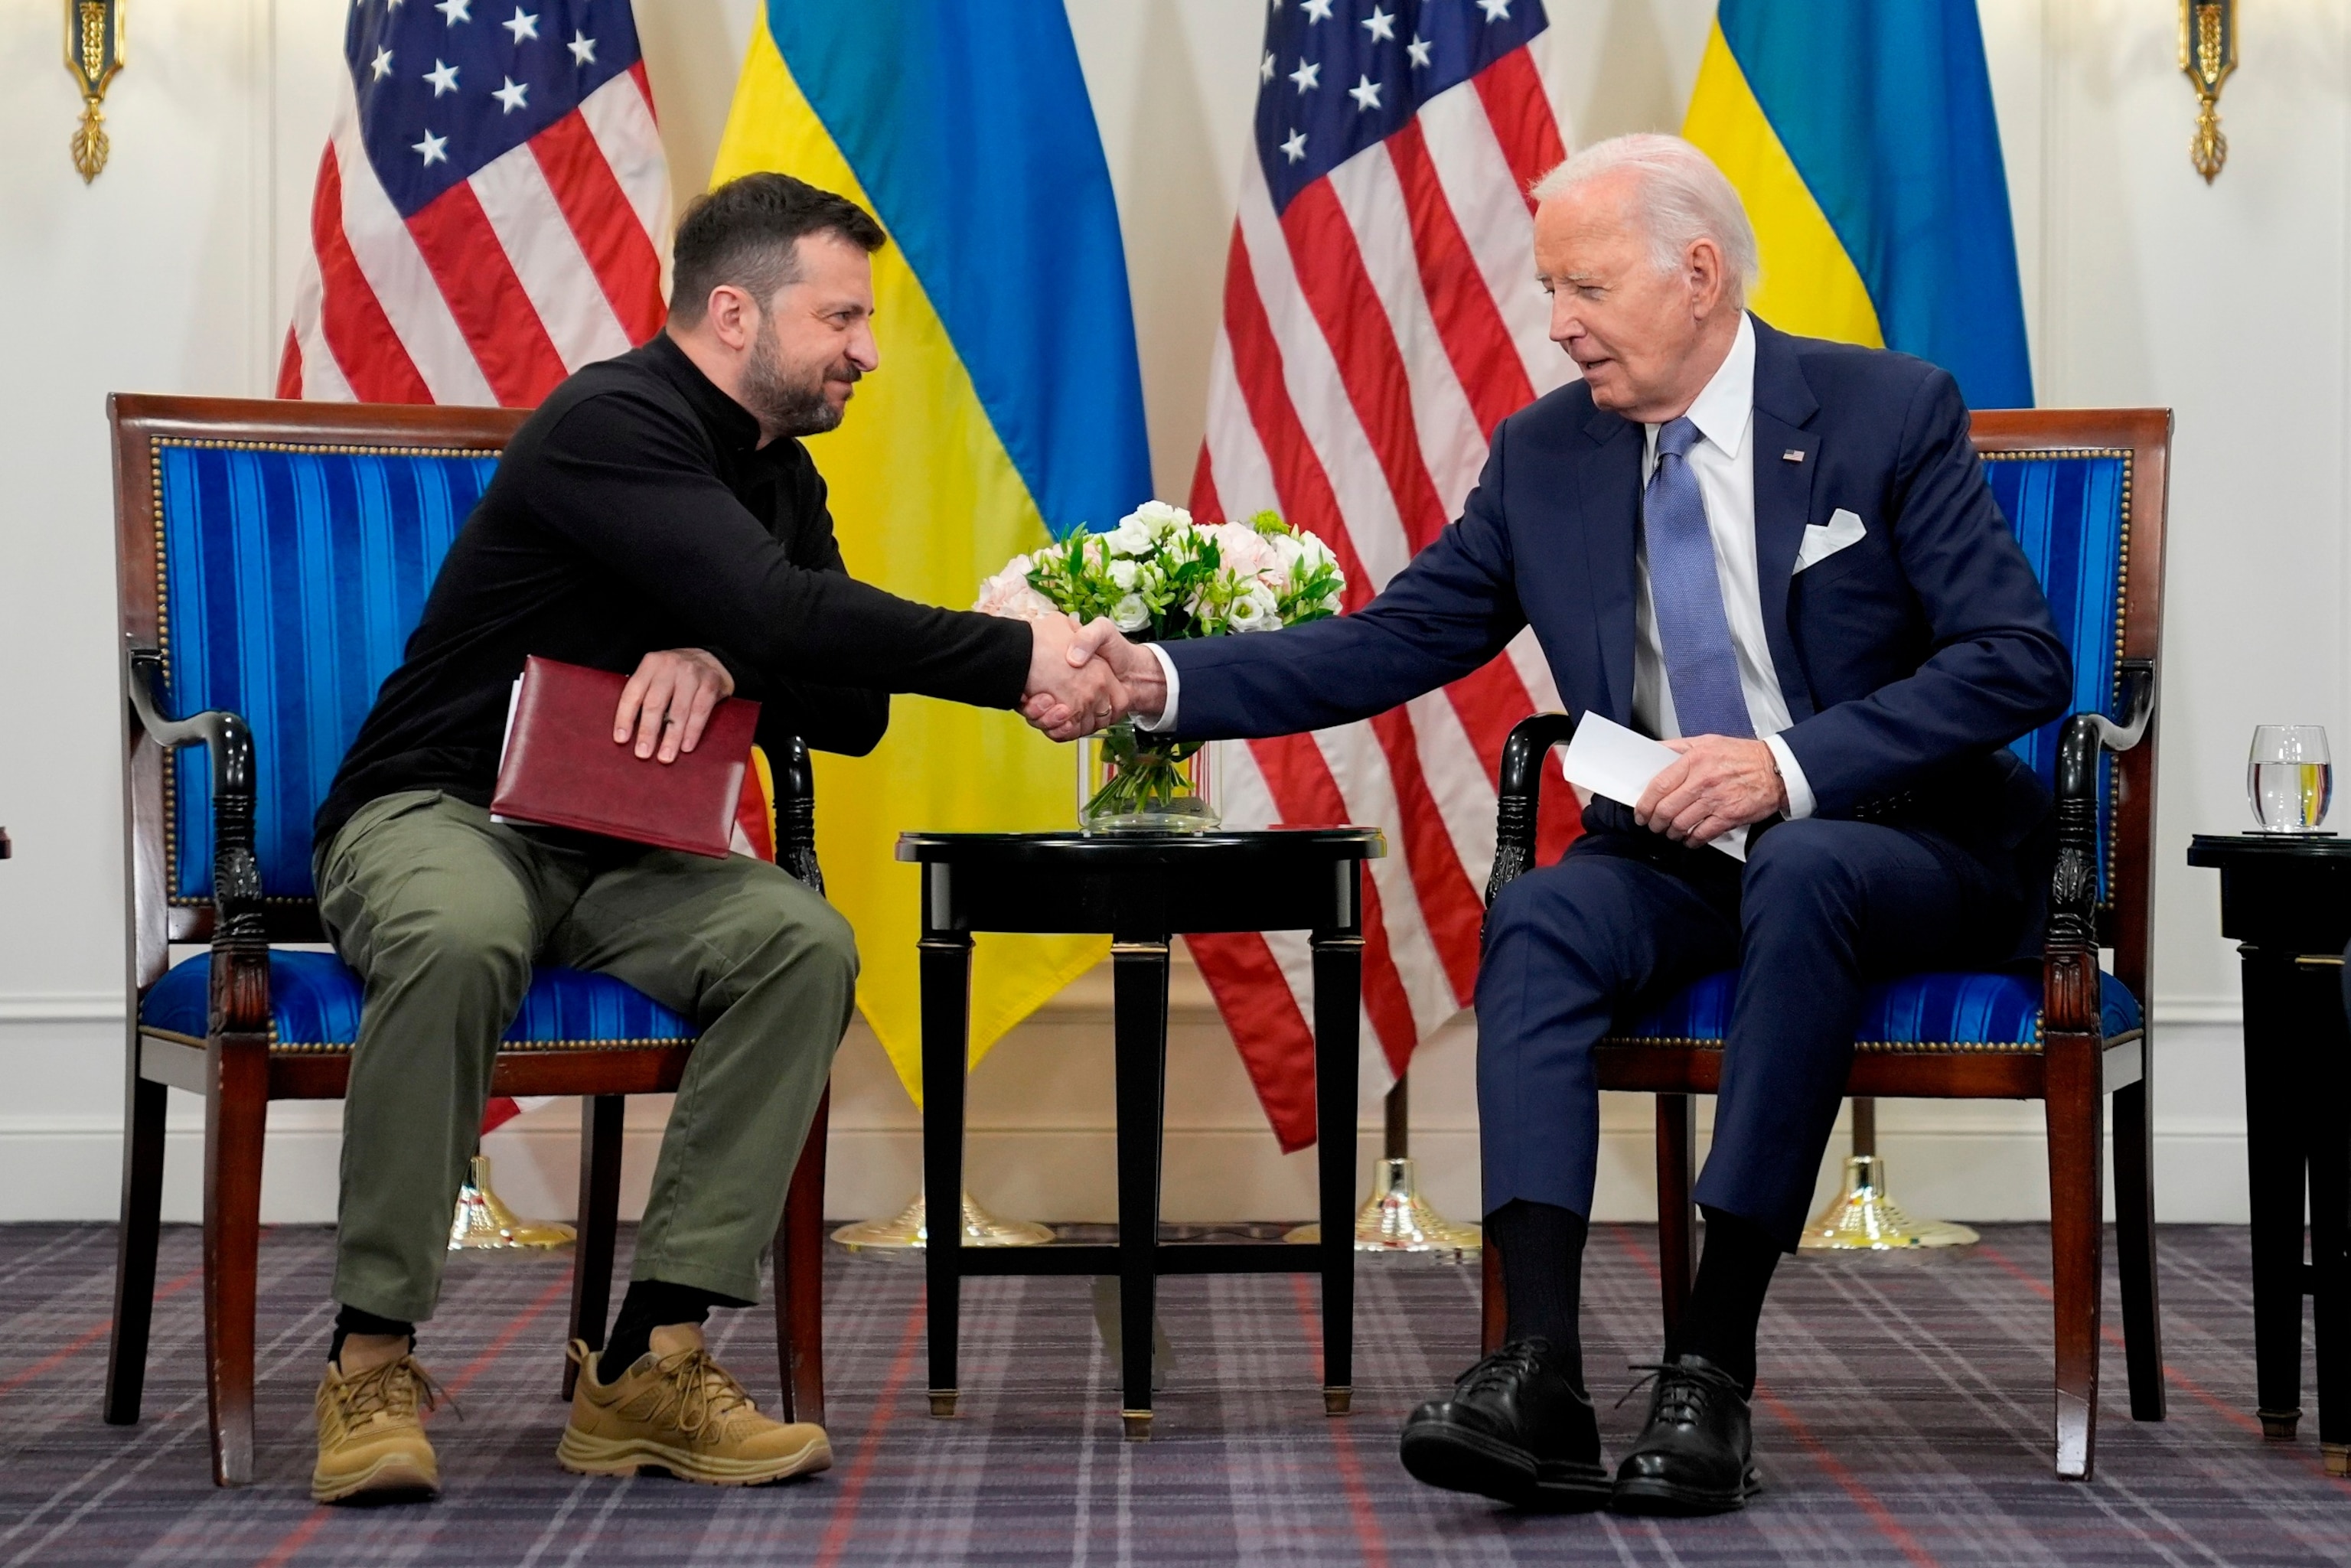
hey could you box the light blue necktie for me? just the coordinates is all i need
[1644,417,1753,739]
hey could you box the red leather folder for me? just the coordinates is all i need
[491,656,760,859]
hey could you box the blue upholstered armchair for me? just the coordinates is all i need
[101,395,834,1486]
[1480,408,2172,1482]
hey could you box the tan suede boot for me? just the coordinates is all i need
[311,1354,442,1504]
[557,1328,830,1486]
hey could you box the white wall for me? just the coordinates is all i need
[0,0,2336,1228]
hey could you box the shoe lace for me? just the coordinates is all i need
[637,1348,757,1439]
[1456,1338,1552,1399]
[1614,1360,1743,1426]
[338,1356,449,1427]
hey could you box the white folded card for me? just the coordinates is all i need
[1558,712,1747,861]
[1795,507,1868,572]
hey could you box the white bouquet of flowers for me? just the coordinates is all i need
[977,502,1347,827]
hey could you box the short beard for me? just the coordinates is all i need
[742,328,850,438]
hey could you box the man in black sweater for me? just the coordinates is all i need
[307,174,1117,1504]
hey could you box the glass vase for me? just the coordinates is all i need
[1078,721,1219,832]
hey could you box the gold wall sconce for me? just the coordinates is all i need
[2180,0,2236,184]
[65,0,126,183]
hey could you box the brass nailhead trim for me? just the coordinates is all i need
[266,1036,696,1056]
[1600,1025,2142,1055]
[147,1027,695,1055]
[1602,1037,2037,1055]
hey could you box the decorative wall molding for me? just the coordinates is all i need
[0,993,125,1024]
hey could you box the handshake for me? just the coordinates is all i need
[1017,618,1167,742]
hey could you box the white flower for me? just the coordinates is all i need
[1105,500,1191,557]
[1112,594,1151,631]
[1130,500,1192,534]
[1267,531,1306,573]
[1225,579,1280,631]
[1104,516,1154,558]
[1108,559,1140,591]
[974,555,1061,622]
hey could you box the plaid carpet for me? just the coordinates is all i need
[1,1221,2344,1566]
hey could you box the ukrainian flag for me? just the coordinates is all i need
[1683,0,2033,409]
[712,6,1150,1097]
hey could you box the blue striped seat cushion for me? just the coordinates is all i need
[1606,969,2143,1050]
[139,950,697,1052]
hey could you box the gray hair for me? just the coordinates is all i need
[1531,134,1759,306]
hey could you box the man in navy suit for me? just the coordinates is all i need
[1052,135,2069,1515]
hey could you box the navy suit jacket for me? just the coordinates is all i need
[1165,317,2073,881]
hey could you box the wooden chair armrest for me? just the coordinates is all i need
[1486,712,1579,909]
[771,735,824,895]
[2043,658,2154,1037]
[126,644,269,1035]
[2062,658,2155,761]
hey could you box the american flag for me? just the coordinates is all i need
[281,0,672,1133]
[1186,0,1580,1152]
[277,0,669,405]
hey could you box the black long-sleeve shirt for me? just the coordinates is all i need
[315,332,1032,850]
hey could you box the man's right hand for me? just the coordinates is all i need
[1022,615,1129,742]
[1018,620,1164,738]
[1066,621,1165,725]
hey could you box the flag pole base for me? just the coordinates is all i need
[1282,1156,1481,1260]
[1798,1153,1978,1250]
[831,1191,1055,1254]
[448,1155,575,1252]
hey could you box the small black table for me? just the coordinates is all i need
[896,828,1385,1439]
[2186,832,2351,1472]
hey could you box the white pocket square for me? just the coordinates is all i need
[1795,507,1868,572]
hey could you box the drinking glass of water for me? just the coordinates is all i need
[2248,725,2333,832]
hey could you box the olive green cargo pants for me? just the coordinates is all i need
[315,789,856,1322]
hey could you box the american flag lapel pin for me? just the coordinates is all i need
[1782,448,1805,463]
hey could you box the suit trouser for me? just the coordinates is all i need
[315,789,858,1323]
[1475,811,2026,1248]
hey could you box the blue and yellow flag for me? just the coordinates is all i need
[1684,0,2033,409]
[712,6,1150,1097]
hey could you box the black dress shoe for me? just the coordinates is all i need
[1609,1354,1763,1516]
[1398,1338,1610,1510]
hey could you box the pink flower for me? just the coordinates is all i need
[973,556,1063,623]
[1206,521,1282,587]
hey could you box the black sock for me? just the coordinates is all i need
[1671,1206,1784,1394]
[328,1304,415,1367]
[1485,1198,1588,1393]
[598,1280,745,1381]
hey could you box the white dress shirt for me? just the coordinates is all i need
[1142,311,1815,820]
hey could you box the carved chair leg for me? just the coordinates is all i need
[105,1069,168,1426]
[774,1085,829,1427]
[1655,1094,1697,1345]
[2111,1074,2166,1422]
[564,1095,625,1401]
[2046,1042,2107,1480]
[203,1039,268,1487]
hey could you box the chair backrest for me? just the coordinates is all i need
[112,396,528,985]
[1970,408,2170,1002]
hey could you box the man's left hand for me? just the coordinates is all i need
[1635,735,1786,846]
[615,647,735,763]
